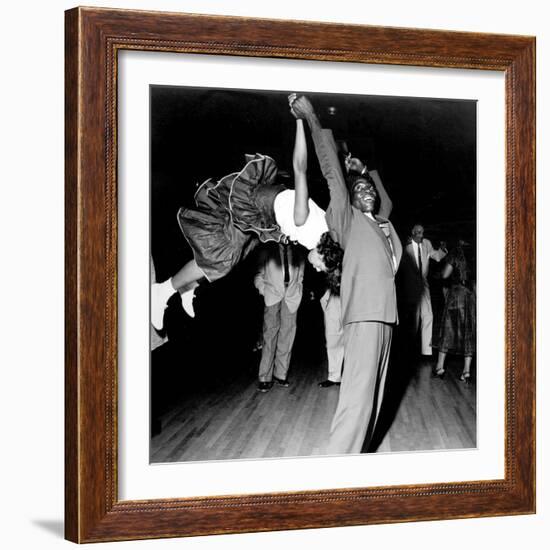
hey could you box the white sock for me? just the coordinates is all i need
[180,288,196,318]
[151,279,176,330]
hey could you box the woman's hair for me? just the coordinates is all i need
[317,232,344,295]
[447,240,473,283]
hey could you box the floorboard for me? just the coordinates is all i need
[151,347,476,462]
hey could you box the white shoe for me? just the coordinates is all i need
[151,281,174,330]
[181,288,196,318]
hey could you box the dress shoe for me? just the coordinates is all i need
[318,380,341,388]
[273,376,290,387]
[257,381,273,393]
[151,282,171,330]
[180,288,196,318]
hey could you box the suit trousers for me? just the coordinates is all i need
[418,287,434,355]
[258,300,297,382]
[327,321,393,454]
[406,286,433,355]
[322,294,344,382]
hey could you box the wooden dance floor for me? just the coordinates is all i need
[150,346,476,463]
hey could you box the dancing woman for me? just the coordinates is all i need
[433,239,476,383]
[151,111,341,330]
[151,97,391,332]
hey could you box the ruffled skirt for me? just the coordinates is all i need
[435,284,476,356]
[177,154,286,282]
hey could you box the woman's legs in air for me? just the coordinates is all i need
[151,260,204,330]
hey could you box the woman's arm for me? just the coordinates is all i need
[428,239,448,262]
[292,119,309,227]
[440,262,453,279]
[289,94,352,244]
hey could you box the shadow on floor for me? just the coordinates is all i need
[367,325,422,452]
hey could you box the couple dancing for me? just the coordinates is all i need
[151,94,402,454]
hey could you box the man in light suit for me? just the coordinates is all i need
[317,162,394,389]
[400,224,447,357]
[291,94,402,454]
[254,242,305,392]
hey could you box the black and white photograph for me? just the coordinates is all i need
[149,87,477,463]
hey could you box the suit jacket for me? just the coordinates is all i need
[254,243,305,313]
[400,238,446,303]
[311,125,402,325]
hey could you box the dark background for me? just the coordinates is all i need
[150,86,476,419]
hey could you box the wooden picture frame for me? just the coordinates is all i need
[65,6,535,543]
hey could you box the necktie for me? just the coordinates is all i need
[378,221,397,273]
[282,245,290,285]
[417,243,423,273]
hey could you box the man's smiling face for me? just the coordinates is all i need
[351,179,377,213]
